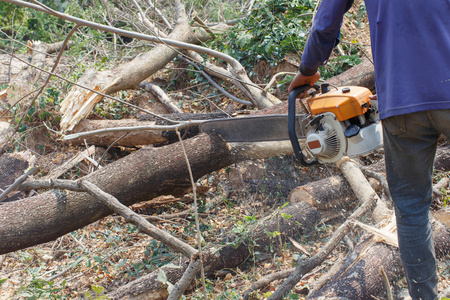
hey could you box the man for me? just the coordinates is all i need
[288,1,450,299]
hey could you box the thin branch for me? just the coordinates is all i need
[62,120,203,141]
[178,56,252,106]
[169,129,207,299]
[130,0,167,37]
[3,24,80,149]
[19,178,84,192]
[0,49,174,123]
[243,268,295,300]
[0,167,38,202]
[146,0,173,30]
[264,72,297,91]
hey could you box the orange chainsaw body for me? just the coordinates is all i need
[306,86,373,121]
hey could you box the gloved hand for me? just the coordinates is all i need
[288,71,320,93]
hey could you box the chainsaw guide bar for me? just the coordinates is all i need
[199,115,306,143]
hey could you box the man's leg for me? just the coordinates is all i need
[382,111,439,300]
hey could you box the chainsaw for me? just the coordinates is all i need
[200,83,383,166]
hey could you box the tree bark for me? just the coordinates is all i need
[307,220,450,300]
[0,152,30,202]
[288,175,381,210]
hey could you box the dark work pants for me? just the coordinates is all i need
[382,110,450,300]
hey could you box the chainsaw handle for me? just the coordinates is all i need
[288,85,317,166]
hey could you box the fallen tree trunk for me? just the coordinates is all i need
[288,146,450,210]
[1,132,301,254]
[0,133,235,254]
[288,175,381,210]
[108,201,321,299]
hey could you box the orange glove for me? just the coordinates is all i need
[288,71,321,93]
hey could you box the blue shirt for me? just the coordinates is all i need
[301,0,450,119]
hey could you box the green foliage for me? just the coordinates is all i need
[209,0,315,73]
[319,54,362,80]
[83,285,108,300]
[15,275,67,299]
[0,2,26,27]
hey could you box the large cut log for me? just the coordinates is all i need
[0,133,235,254]
[307,220,450,300]
[0,132,299,254]
[288,145,450,210]
[109,201,322,299]
[288,175,381,210]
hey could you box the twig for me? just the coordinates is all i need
[264,72,297,91]
[168,129,207,299]
[193,13,215,38]
[140,81,182,113]
[96,132,129,169]
[146,0,173,30]
[380,266,393,300]
[0,167,38,202]
[62,120,203,141]
[178,56,252,105]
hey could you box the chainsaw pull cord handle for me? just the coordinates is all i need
[288,85,318,166]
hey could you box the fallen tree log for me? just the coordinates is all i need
[288,146,450,211]
[288,175,381,210]
[108,201,321,299]
[0,133,235,254]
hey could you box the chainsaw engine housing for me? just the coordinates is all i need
[303,86,383,163]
